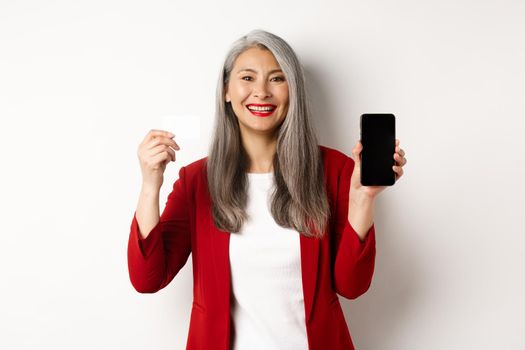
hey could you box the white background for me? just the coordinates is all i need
[1,0,524,349]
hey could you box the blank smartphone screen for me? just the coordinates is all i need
[360,114,396,186]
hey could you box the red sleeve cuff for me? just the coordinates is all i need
[131,212,163,259]
[343,219,376,260]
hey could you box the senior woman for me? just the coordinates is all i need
[128,29,407,350]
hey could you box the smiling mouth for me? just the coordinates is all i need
[246,104,276,117]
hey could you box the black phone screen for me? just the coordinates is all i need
[360,113,396,186]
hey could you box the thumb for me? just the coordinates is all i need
[352,140,363,166]
[350,140,363,188]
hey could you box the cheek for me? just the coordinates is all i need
[280,95,289,110]
[278,86,289,104]
[230,84,250,102]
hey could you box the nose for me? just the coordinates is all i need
[253,81,271,99]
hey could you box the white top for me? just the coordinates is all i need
[229,172,308,350]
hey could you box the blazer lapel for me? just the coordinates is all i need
[202,184,232,348]
[210,224,231,310]
[201,179,231,313]
[300,233,320,324]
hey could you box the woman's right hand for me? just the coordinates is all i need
[137,129,181,190]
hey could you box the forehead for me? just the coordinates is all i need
[233,47,281,72]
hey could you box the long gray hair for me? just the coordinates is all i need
[206,29,330,239]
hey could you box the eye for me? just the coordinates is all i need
[271,76,285,82]
[241,76,253,81]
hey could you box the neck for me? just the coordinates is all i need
[241,131,277,173]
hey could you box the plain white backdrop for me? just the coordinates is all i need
[1,0,524,349]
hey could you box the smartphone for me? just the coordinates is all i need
[360,113,396,186]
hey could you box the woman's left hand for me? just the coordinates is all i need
[349,139,407,201]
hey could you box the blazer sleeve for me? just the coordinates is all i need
[332,156,376,299]
[127,166,192,293]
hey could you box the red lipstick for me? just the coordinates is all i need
[246,104,277,117]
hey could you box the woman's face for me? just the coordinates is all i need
[225,47,289,138]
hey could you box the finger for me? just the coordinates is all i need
[393,164,404,175]
[394,153,407,166]
[394,153,400,165]
[396,166,403,178]
[150,137,180,151]
[396,139,400,146]
[149,144,171,156]
[145,129,175,143]
[149,129,175,138]
[150,151,172,168]
[395,146,405,158]
[156,149,175,163]
[147,136,180,150]
[150,144,176,161]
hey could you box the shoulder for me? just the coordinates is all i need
[183,155,208,174]
[318,144,354,172]
[176,155,208,188]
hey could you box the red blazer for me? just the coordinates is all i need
[127,145,376,350]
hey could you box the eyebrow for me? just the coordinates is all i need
[236,68,283,74]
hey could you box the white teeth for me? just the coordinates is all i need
[247,106,275,111]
